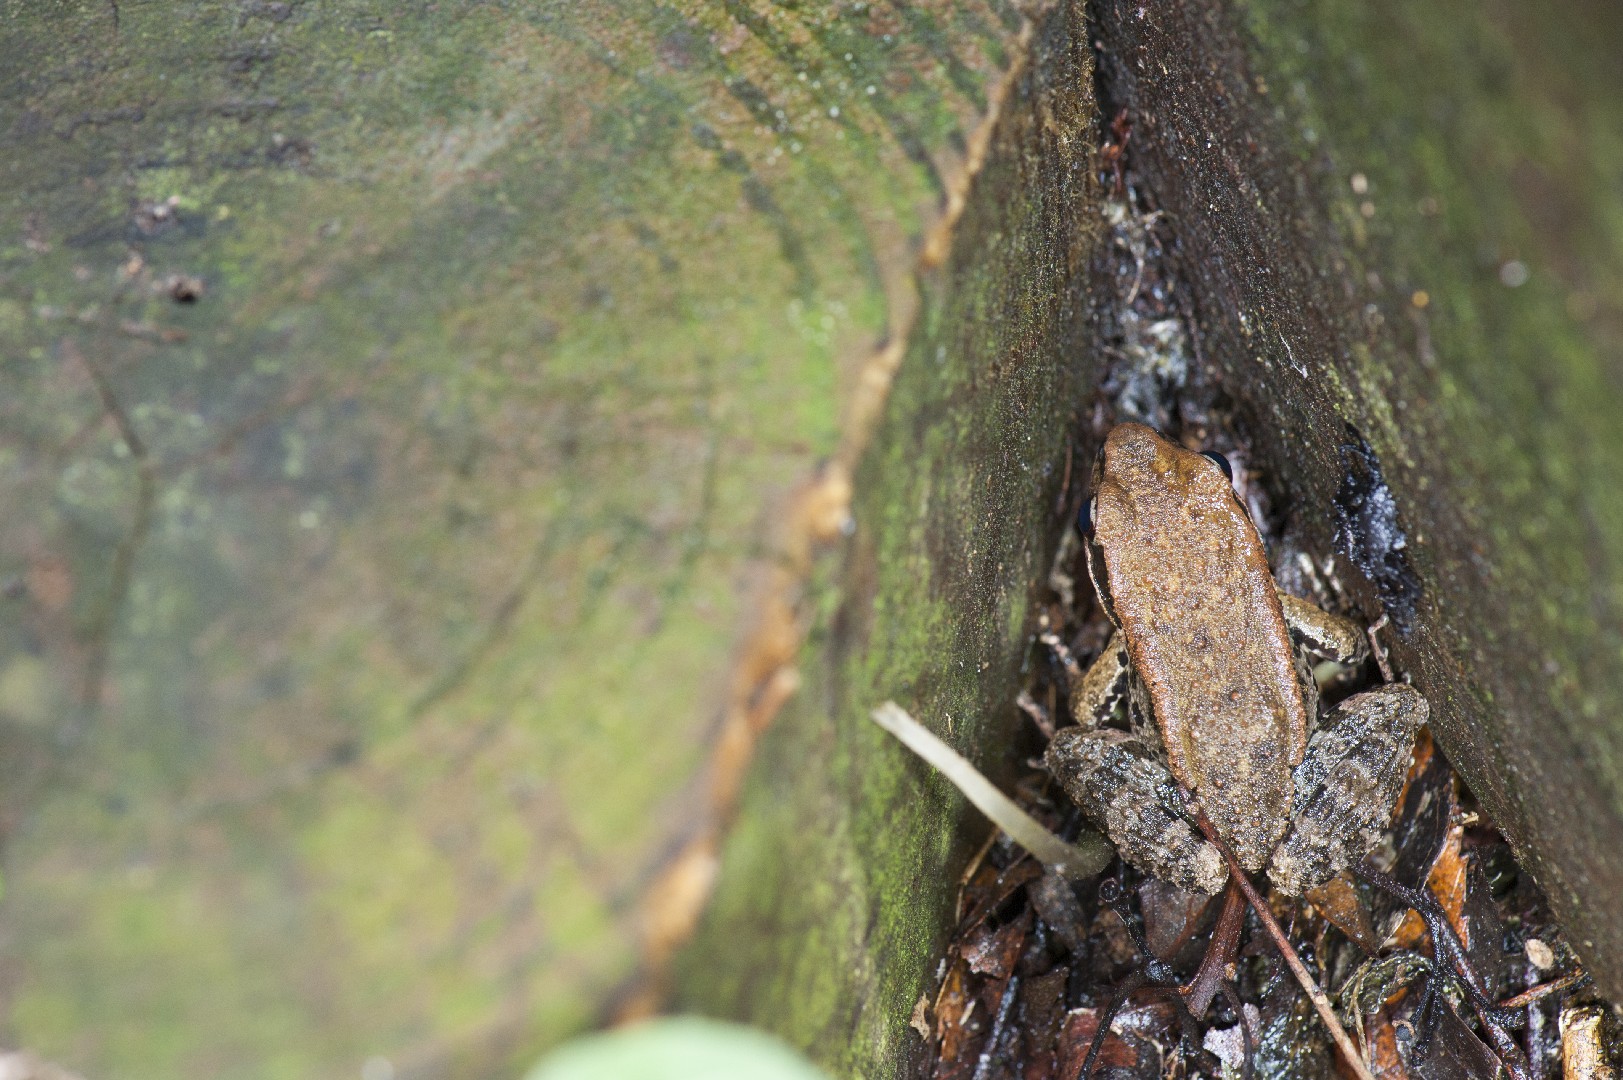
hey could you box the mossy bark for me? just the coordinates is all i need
[674,7,1101,1073]
[1,0,1622,1077]
[0,1,1065,1077]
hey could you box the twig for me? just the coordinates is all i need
[1231,868,1375,1080]
[1015,689,1055,740]
[1358,863,1533,1079]
[1496,970,1589,1011]
[971,974,1019,1080]
[1219,982,1257,1080]
[1039,631,1085,688]
[959,827,1003,891]
[871,702,1112,880]
[1181,880,1245,1017]
[1366,614,1394,682]
[1186,799,1378,1080]
[1078,968,1156,1079]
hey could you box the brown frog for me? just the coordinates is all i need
[1045,423,1427,896]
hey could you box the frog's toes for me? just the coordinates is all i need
[1277,591,1370,665]
[1046,727,1229,896]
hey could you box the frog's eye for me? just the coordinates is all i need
[1078,495,1097,536]
[1201,450,1233,482]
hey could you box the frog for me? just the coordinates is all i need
[1044,422,1428,897]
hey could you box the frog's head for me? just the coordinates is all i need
[1078,422,1239,626]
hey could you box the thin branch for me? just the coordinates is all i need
[871,702,1112,880]
[1495,970,1589,1011]
[1357,863,1533,1080]
[1366,614,1394,682]
[971,974,1019,1080]
[1015,689,1054,740]
[1187,798,1377,1080]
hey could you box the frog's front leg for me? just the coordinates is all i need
[1046,727,1228,895]
[1066,630,1130,728]
[1266,683,1428,896]
[1277,593,1373,720]
[1277,592,1369,665]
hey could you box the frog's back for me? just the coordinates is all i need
[1091,423,1306,871]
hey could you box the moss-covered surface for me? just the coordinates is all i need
[1088,0,1623,998]
[676,6,1100,1074]
[0,1,1032,1075]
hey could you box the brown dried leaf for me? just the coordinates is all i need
[911,993,933,1041]
[1028,871,1088,954]
[1017,969,1071,1080]
[1387,730,1453,893]
[935,961,977,1069]
[964,910,1031,979]
[1364,998,1412,1080]
[1389,821,1466,950]
[1346,955,1503,1080]
[1387,726,1437,823]
[1140,877,1218,961]
[1056,1008,1147,1077]
[961,858,1043,931]
[1306,871,1379,953]
[1383,732,1469,949]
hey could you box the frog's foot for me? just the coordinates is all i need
[1267,683,1429,896]
[1276,592,1372,736]
[1046,727,1228,895]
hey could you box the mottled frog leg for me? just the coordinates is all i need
[1277,591,1369,665]
[1068,630,1130,729]
[1046,727,1229,896]
[1267,684,1428,896]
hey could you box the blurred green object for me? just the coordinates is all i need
[528,1018,831,1080]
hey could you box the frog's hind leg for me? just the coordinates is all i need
[1045,727,1228,895]
[1267,683,1429,896]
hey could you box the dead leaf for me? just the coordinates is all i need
[910,993,933,1041]
[1028,871,1088,954]
[1305,871,1379,953]
[1389,821,1466,951]
[960,858,1043,931]
[1056,1007,1147,1077]
[935,961,977,1069]
[964,910,1031,979]
[1140,876,1218,961]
